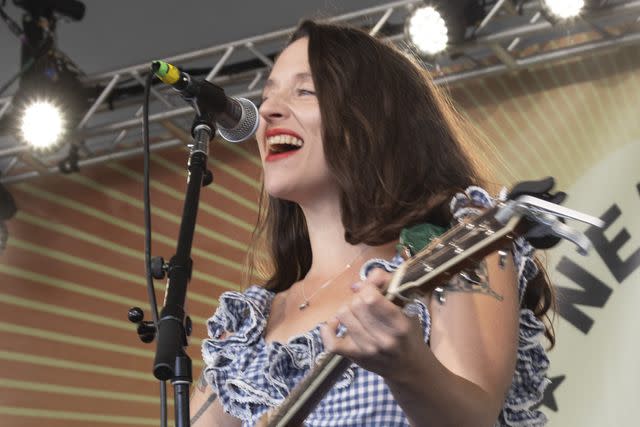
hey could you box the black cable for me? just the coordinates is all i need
[143,71,168,427]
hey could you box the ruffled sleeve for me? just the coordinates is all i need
[452,187,550,427]
[200,286,356,424]
[200,286,277,421]
[495,237,550,427]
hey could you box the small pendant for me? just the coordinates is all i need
[299,301,309,310]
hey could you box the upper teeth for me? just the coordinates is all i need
[266,134,303,147]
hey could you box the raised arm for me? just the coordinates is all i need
[320,249,520,427]
[426,250,519,416]
[395,249,519,426]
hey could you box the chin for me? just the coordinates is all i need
[263,181,300,203]
[263,169,339,205]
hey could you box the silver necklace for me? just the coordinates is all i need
[298,247,369,310]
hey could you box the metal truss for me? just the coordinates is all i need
[1,0,639,184]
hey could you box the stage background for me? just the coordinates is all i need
[0,41,638,426]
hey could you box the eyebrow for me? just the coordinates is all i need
[264,72,313,89]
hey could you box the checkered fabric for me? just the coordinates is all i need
[201,187,549,426]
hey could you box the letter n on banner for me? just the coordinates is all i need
[554,257,612,334]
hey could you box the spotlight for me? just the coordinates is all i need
[10,45,88,153]
[0,0,88,154]
[541,0,585,19]
[406,1,485,56]
[20,99,65,151]
[406,6,449,55]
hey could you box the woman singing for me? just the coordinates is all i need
[191,20,553,427]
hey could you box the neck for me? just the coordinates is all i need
[298,193,395,280]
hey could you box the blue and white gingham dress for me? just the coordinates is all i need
[201,187,549,427]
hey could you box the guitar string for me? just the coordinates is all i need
[401,209,501,285]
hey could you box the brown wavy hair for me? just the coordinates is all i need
[247,20,555,346]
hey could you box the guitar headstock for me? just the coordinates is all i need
[385,193,604,304]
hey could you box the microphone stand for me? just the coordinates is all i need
[152,112,216,427]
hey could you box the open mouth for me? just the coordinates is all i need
[266,134,304,155]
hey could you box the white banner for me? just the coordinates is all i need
[542,141,640,425]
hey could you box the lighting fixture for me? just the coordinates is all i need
[406,5,449,55]
[19,99,65,151]
[405,1,485,56]
[542,0,585,19]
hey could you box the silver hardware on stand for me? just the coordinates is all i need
[190,124,212,156]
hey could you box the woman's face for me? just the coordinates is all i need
[256,37,337,205]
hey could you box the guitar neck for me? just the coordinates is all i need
[264,353,352,427]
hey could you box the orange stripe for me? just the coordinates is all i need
[0,414,158,427]
[0,358,152,391]
[0,388,161,417]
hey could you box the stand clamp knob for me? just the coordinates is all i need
[150,256,168,279]
[128,307,157,344]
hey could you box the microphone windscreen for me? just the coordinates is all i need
[218,98,259,143]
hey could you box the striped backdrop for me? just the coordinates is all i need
[0,44,638,426]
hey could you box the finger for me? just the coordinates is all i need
[335,302,385,355]
[319,317,362,357]
[350,287,412,346]
[350,271,388,294]
[363,267,392,291]
[351,282,406,331]
[325,301,380,357]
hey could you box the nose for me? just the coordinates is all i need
[259,92,290,123]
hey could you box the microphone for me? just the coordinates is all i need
[151,60,259,143]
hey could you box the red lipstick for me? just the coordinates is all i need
[266,151,299,162]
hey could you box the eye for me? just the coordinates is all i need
[297,88,316,96]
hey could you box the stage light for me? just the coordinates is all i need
[406,6,449,55]
[20,100,65,151]
[542,0,585,19]
[11,48,88,153]
[405,1,485,56]
[0,0,88,158]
